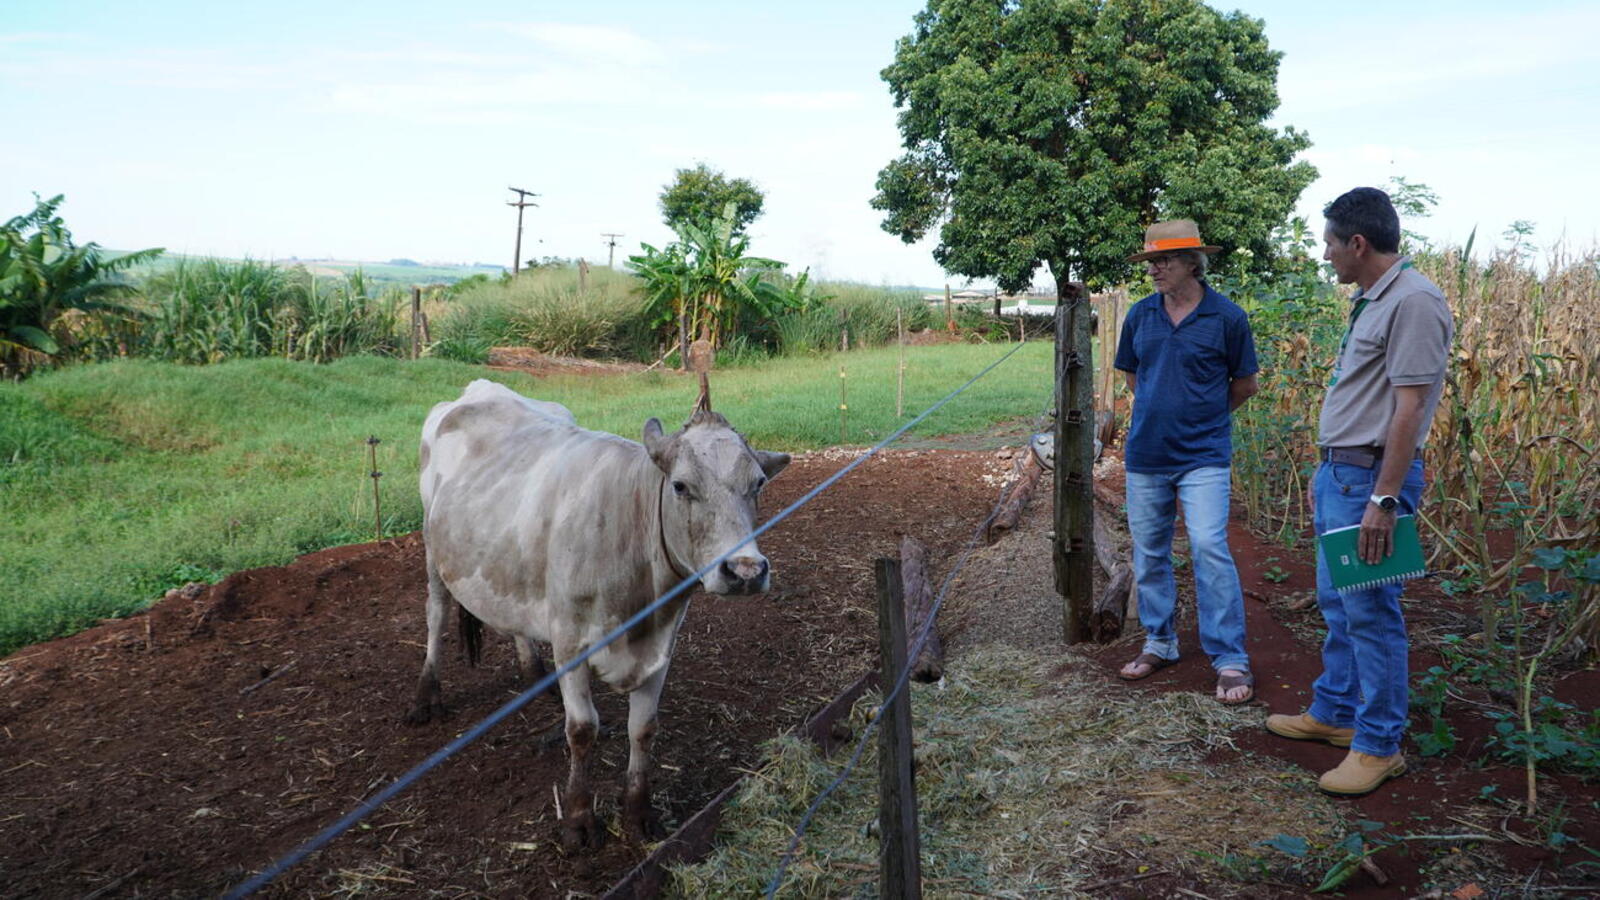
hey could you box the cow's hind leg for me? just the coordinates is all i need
[622,665,670,843]
[556,653,603,851]
[404,558,451,725]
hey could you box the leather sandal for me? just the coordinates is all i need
[1216,670,1254,705]
[1118,652,1176,681]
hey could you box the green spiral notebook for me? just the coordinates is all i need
[1318,514,1426,593]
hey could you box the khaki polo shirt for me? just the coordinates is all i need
[1318,257,1454,450]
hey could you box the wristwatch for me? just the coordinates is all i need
[1369,494,1399,512]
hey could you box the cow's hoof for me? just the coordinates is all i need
[560,815,604,852]
[623,810,665,844]
[402,701,445,726]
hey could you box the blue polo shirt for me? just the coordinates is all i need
[1113,285,1259,474]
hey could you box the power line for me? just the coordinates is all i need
[223,341,1031,898]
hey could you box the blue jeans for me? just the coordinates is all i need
[1126,466,1249,673]
[1308,458,1426,757]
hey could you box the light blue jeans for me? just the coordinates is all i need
[1308,458,1426,757]
[1125,466,1249,674]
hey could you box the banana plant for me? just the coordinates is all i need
[0,194,162,376]
[628,201,808,367]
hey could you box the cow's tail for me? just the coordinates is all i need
[457,602,484,667]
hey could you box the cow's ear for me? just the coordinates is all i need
[643,417,677,472]
[754,450,790,480]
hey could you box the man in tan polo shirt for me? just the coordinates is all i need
[1265,187,1454,796]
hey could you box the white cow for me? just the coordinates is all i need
[406,380,789,848]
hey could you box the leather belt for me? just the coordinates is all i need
[1319,446,1423,469]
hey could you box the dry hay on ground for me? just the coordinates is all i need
[668,644,1345,897]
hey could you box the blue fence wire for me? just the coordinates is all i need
[224,340,1031,897]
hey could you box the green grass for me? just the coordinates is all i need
[0,342,1050,655]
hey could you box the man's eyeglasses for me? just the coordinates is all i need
[1145,254,1183,269]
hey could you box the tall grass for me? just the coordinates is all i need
[774,281,933,354]
[0,342,1050,655]
[139,258,405,363]
[430,264,655,361]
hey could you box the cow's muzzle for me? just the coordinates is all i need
[718,556,770,595]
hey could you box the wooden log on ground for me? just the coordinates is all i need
[986,452,1046,544]
[1088,498,1134,643]
[899,535,944,682]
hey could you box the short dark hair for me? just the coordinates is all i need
[1323,187,1401,254]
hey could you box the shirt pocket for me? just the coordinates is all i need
[1180,321,1226,383]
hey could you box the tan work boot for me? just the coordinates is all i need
[1265,712,1354,747]
[1319,750,1406,796]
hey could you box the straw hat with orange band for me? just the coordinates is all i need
[1125,219,1222,263]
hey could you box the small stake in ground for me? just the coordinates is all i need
[366,436,383,542]
[839,363,848,445]
[896,306,906,417]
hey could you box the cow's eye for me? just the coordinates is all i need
[671,480,689,497]
[753,476,767,494]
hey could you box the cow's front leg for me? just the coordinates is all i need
[623,665,669,843]
[557,658,603,851]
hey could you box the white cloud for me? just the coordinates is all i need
[497,23,668,66]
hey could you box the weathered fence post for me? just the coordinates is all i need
[416,285,428,358]
[1054,282,1095,643]
[875,557,922,899]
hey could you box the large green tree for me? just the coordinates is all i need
[873,0,1317,292]
[659,163,765,236]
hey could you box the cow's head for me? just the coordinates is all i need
[643,410,789,595]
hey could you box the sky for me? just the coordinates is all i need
[3,0,1597,289]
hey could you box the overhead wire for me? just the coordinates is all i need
[224,340,1033,897]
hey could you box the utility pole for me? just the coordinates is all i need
[507,187,539,275]
[601,233,624,268]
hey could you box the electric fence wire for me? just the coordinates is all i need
[764,395,1059,898]
[224,340,1031,898]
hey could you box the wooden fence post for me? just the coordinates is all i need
[896,306,905,418]
[875,557,922,899]
[1054,282,1095,643]
[410,287,422,360]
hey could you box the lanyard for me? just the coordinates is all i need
[1337,260,1413,360]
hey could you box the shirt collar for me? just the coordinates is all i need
[1153,285,1223,316]
[1357,256,1412,303]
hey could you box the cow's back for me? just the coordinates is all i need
[420,380,576,511]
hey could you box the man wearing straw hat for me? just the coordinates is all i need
[1266,187,1453,796]
[1114,220,1260,705]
